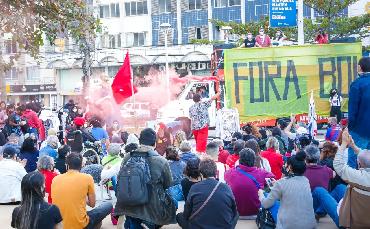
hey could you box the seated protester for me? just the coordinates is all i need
[0,146,27,204]
[278,115,297,149]
[18,136,39,173]
[224,132,243,154]
[319,142,346,191]
[3,133,21,154]
[11,172,63,229]
[101,143,122,168]
[37,155,58,203]
[177,158,239,229]
[54,145,71,174]
[225,148,275,217]
[174,130,187,148]
[179,140,198,164]
[52,153,112,229]
[332,129,370,228]
[325,117,341,142]
[166,146,186,201]
[206,141,227,182]
[259,151,317,229]
[81,162,103,184]
[212,139,230,164]
[181,158,201,201]
[304,145,346,226]
[258,128,268,150]
[245,139,271,172]
[90,117,110,155]
[261,137,284,179]
[241,124,259,142]
[115,128,176,228]
[40,128,60,149]
[39,135,59,160]
[271,127,287,155]
[226,139,245,168]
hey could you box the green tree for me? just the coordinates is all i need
[0,0,99,98]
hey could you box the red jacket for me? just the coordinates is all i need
[261,148,284,179]
[226,154,239,168]
[315,34,328,44]
[40,169,58,203]
[218,149,230,164]
[22,109,41,129]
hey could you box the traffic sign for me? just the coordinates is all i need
[269,0,297,27]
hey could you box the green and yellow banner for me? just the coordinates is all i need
[224,43,362,123]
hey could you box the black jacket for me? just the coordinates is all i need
[183,178,239,228]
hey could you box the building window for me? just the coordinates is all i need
[229,0,241,6]
[5,40,17,54]
[99,5,110,18]
[125,1,148,16]
[109,35,116,48]
[117,34,122,47]
[126,33,146,47]
[4,67,17,81]
[189,0,201,10]
[110,3,120,17]
[159,0,171,13]
[214,0,227,8]
[196,28,202,39]
[26,66,40,81]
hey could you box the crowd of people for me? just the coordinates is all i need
[0,56,368,229]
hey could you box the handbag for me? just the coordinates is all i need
[189,181,221,220]
[236,167,275,229]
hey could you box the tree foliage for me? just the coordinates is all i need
[0,0,99,72]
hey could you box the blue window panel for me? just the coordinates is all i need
[182,10,208,27]
[182,28,189,44]
[212,6,241,22]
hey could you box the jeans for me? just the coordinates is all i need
[312,184,347,227]
[85,201,113,229]
[124,216,159,229]
[348,131,370,168]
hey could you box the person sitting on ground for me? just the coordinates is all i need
[179,140,198,164]
[19,136,39,173]
[0,146,27,204]
[166,146,186,202]
[52,153,113,229]
[174,130,187,148]
[261,137,284,179]
[155,123,173,156]
[37,155,58,203]
[319,142,346,191]
[39,135,59,160]
[115,128,176,228]
[101,143,122,168]
[224,132,243,154]
[332,129,370,228]
[325,117,341,142]
[177,158,239,228]
[245,139,271,172]
[226,139,245,168]
[90,117,110,155]
[206,141,227,182]
[271,127,287,155]
[81,160,103,184]
[54,145,71,174]
[259,151,317,229]
[212,138,230,165]
[11,171,63,229]
[225,148,275,218]
[181,157,201,201]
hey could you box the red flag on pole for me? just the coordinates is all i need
[111,52,138,104]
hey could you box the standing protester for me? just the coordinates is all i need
[315,28,329,44]
[177,158,239,228]
[115,128,176,228]
[155,123,173,156]
[21,103,41,138]
[255,28,271,47]
[11,171,63,229]
[52,153,112,229]
[329,88,343,122]
[189,91,220,153]
[348,57,370,168]
[239,32,256,48]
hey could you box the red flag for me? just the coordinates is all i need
[111,52,138,104]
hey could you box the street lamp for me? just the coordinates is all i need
[160,22,171,103]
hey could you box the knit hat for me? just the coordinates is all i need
[73,117,85,127]
[2,146,17,159]
[108,143,121,156]
[139,128,156,146]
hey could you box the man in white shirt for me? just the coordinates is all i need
[0,146,27,203]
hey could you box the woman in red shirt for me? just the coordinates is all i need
[260,137,284,179]
[315,29,329,44]
[37,155,58,203]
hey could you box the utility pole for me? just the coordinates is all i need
[297,0,305,45]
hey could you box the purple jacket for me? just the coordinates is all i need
[225,165,275,216]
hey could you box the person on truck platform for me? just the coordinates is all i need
[189,91,220,153]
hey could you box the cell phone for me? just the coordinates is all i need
[265,178,274,188]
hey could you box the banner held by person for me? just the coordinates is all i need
[308,90,317,138]
[111,52,138,104]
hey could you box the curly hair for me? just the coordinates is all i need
[320,142,338,161]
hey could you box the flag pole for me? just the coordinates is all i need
[128,51,137,132]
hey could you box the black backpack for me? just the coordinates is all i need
[116,151,152,206]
